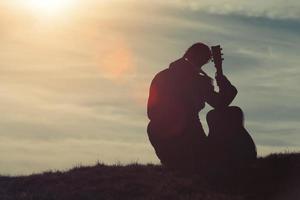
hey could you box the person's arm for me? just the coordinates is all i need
[204,74,237,109]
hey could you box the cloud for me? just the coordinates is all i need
[167,0,300,20]
[0,137,157,175]
[0,1,300,174]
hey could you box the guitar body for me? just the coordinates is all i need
[206,106,257,163]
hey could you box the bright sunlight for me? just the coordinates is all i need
[26,0,75,16]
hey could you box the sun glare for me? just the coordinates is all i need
[27,0,74,16]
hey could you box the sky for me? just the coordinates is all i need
[0,0,299,175]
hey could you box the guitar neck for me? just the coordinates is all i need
[211,45,224,77]
[215,64,223,76]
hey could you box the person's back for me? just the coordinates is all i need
[147,58,212,170]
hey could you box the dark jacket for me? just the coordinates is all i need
[147,58,237,139]
[147,58,237,168]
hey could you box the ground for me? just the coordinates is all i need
[0,153,299,200]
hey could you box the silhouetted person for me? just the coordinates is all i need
[147,43,256,171]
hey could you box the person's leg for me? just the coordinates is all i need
[185,121,210,171]
[148,133,192,171]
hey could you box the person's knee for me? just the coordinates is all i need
[221,106,243,115]
[207,106,244,126]
[208,106,243,115]
[226,106,242,113]
[213,106,241,112]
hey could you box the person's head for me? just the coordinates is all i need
[183,43,212,68]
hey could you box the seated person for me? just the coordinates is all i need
[147,43,256,171]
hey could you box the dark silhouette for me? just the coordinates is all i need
[1,153,299,200]
[147,43,256,171]
[207,106,257,166]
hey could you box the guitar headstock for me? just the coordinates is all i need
[211,45,224,67]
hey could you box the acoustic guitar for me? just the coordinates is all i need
[206,45,257,163]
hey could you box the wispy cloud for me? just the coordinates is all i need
[167,0,300,20]
[0,1,299,174]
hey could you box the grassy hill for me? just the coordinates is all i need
[0,153,299,200]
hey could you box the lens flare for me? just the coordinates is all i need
[98,38,135,80]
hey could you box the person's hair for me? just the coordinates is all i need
[183,43,211,66]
